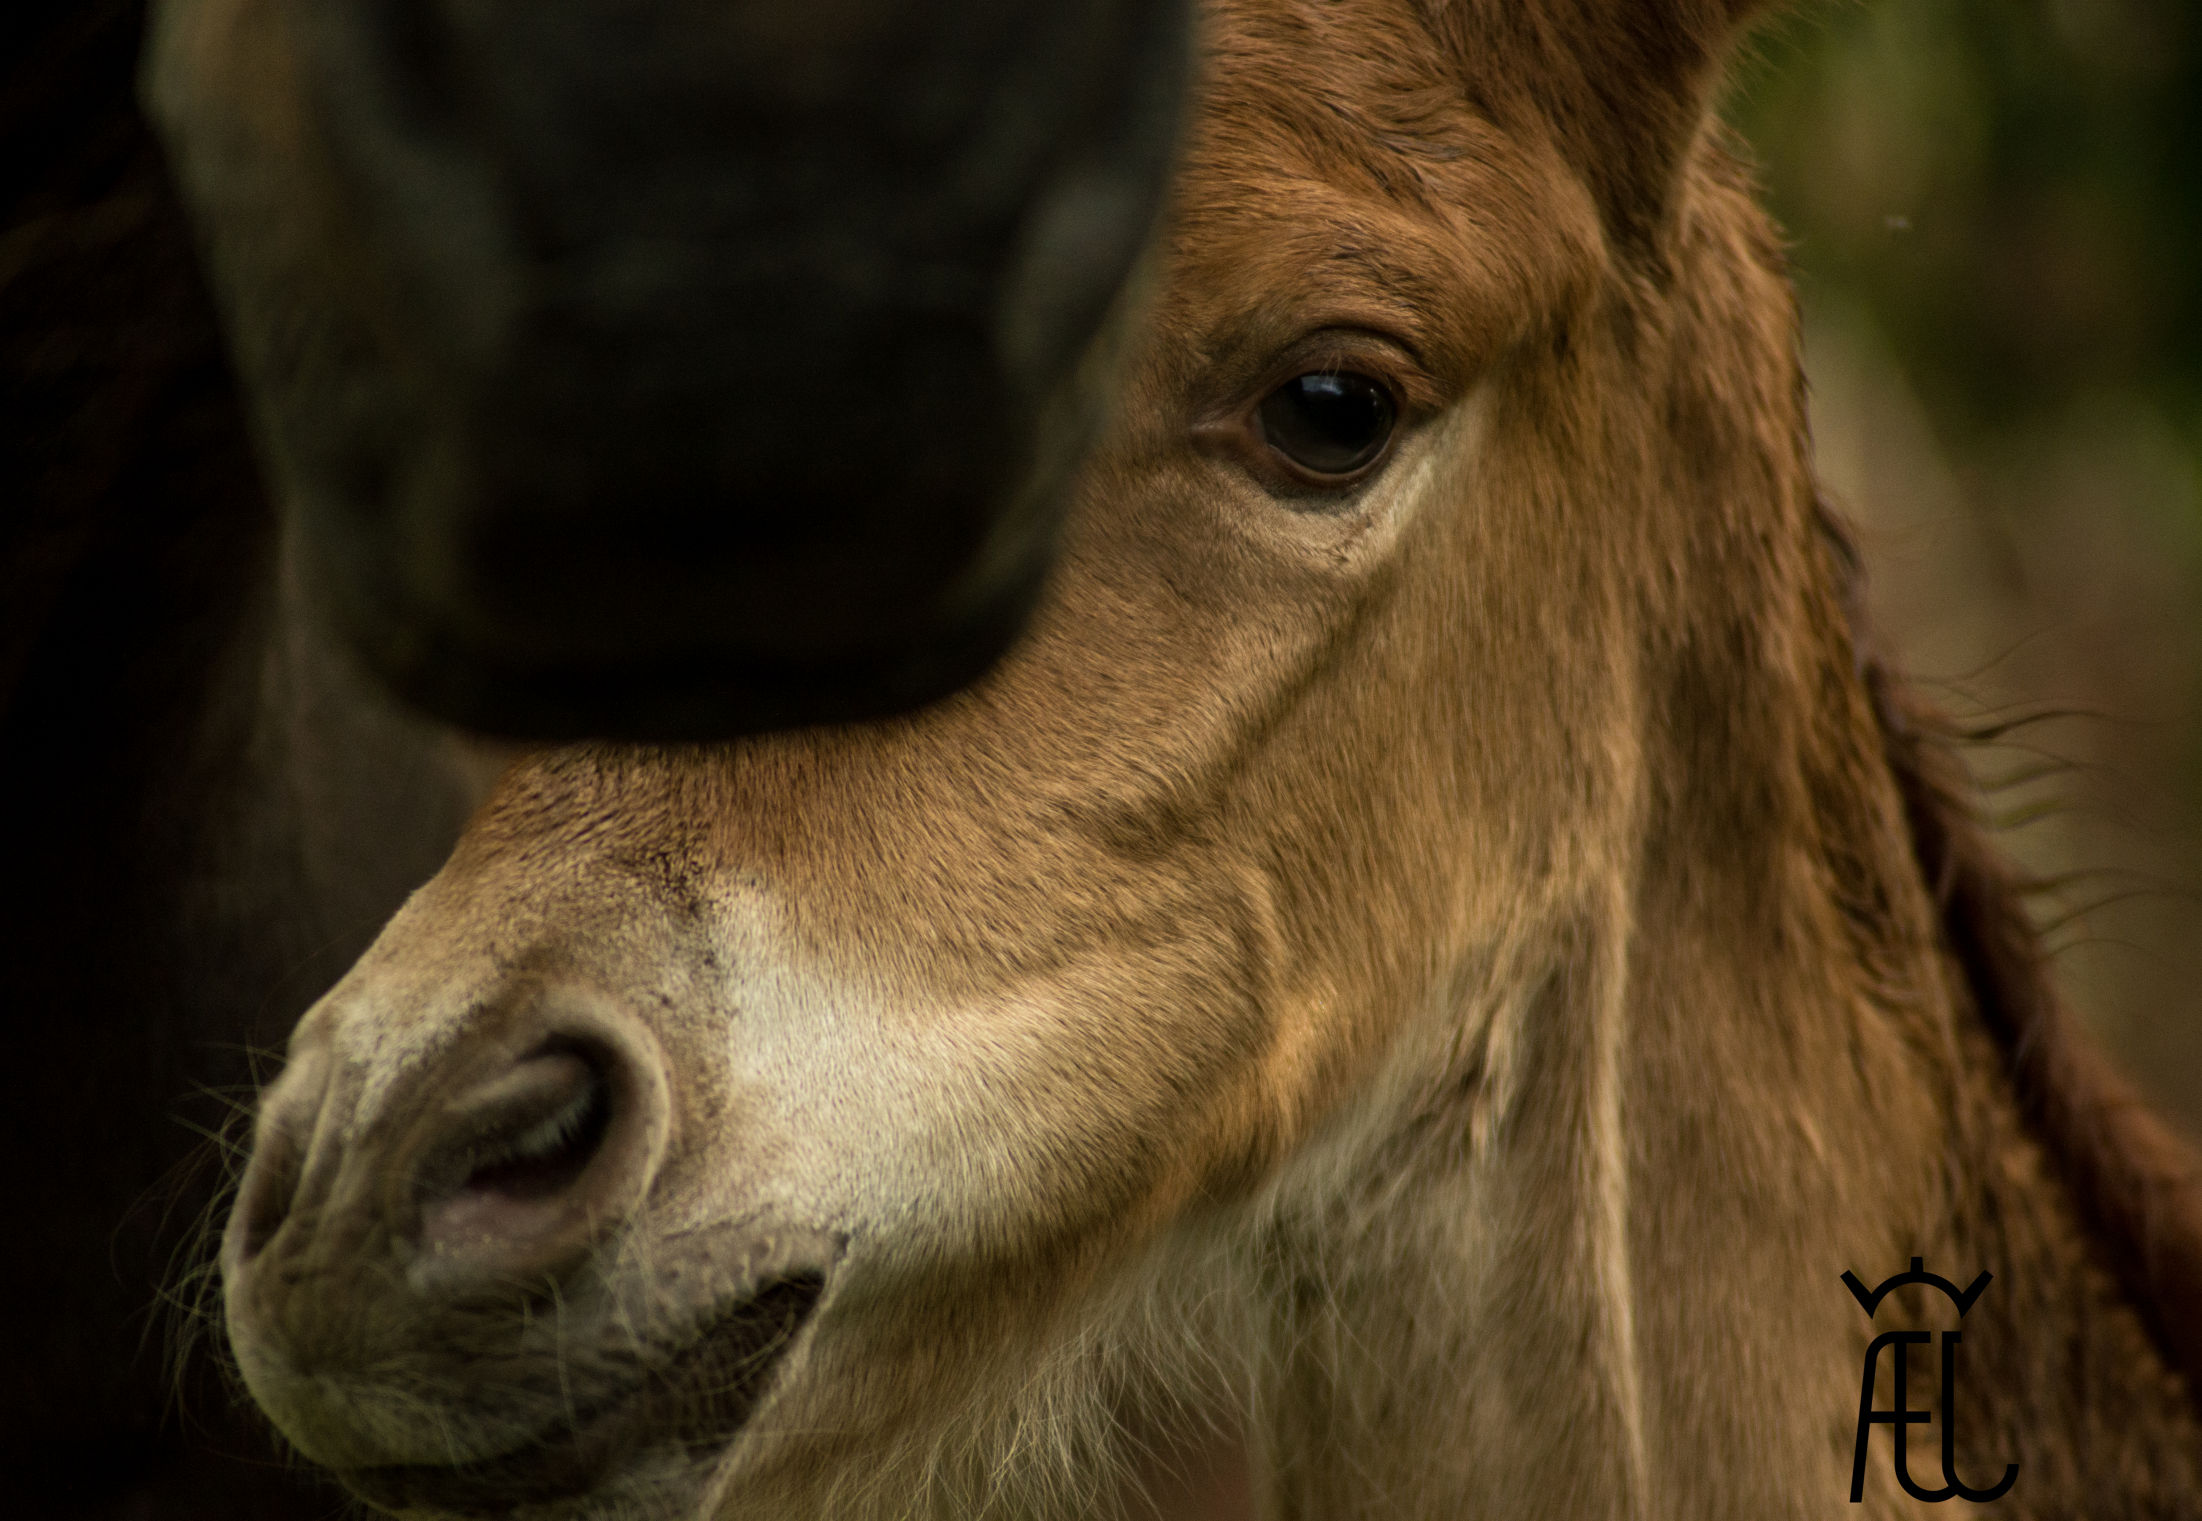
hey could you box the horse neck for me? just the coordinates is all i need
[1243,573,2202,1521]
[1240,182,2202,1521]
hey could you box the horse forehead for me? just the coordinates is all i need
[1198,0,1470,136]
[1180,0,1486,251]
[1166,0,1603,380]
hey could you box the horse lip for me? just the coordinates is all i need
[335,1269,832,1517]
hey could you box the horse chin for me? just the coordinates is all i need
[322,1270,831,1521]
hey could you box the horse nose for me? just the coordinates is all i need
[229,1046,332,1267]
[227,998,672,1299]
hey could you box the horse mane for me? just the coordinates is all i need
[1816,499,2202,1405]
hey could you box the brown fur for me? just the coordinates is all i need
[110,0,2202,1516]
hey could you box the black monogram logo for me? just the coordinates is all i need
[1844,1258,2019,1503]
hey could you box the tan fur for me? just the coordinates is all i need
[175,0,2202,1516]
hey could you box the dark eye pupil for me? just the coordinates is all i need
[1257,371,1396,476]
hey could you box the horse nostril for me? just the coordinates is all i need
[411,1039,648,1281]
[453,1050,613,1202]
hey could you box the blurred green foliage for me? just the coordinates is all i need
[1730,0,2202,446]
[1727,2,2202,1129]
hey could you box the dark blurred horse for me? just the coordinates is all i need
[146,0,1188,739]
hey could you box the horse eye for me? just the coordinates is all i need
[1256,371,1398,478]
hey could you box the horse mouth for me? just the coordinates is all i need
[336,1272,829,1517]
